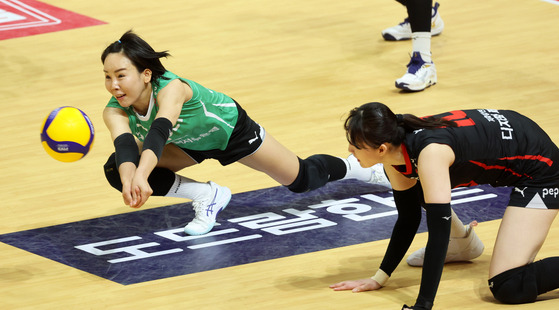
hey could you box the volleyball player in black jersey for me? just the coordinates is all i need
[330,102,559,309]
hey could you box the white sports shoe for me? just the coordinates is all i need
[395,51,437,92]
[381,2,444,41]
[369,164,391,188]
[407,224,485,267]
[346,154,391,188]
[184,182,232,236]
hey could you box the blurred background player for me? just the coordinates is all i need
[381,1,444,91]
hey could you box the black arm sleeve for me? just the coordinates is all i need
[379,182,423,276]
[142,117,173,160]
[114,133,139,167]
[414,203,452,310]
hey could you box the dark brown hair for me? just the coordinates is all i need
[101,30,170,86]
[344,102,457,149]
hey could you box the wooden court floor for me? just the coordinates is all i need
[1,0,559,308]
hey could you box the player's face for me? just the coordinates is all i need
[348,143,381,168]
[103,53,151,109]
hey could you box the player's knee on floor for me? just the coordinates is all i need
[489,264,538,304]
[287,155,336,193]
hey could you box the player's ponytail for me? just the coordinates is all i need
[399,113,458,131]
[344,102,457,149]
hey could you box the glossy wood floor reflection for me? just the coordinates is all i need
[1,0,559,309]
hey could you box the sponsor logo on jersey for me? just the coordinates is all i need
[542,187,559,198]
[477,109,513,140]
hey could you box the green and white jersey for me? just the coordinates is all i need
[106,71,238,151]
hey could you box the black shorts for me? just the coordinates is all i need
[507,145,559,210]
[179,101,265,166]
[508,186,559,209]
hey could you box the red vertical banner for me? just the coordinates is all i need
[0,0,105,40]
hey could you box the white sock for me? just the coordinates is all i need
[450,208,468,238]
[342,155,372,181]
[411,32,432,63]
[165,174,212,201]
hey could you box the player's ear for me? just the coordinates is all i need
[142,69,152,83]
[378,143,388,156]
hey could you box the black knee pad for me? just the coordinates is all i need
[287,155,345,193]
[104,153,123,192]
[103,152,176,196]
[489,264,538,304]
[148,167,176,196]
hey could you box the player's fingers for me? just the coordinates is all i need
[352,284,367,293]
[142,186,153,200]
[138,191,151,209]
[329,281,345,288]
[130,187,141,208]
[122,189,133,206]
[330,282,353,291]
[121,182,132,205]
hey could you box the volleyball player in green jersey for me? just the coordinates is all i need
[101,30,393,236]
[105,71,239,153]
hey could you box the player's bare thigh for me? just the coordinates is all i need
[154,143,198,172]
[489,206,558,278]
[238,133,299,186]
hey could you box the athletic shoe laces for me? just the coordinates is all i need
[192,197,215,219]
[406,52,427,74]
[399,18,410,26]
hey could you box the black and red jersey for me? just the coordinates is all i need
[395,109,559,189]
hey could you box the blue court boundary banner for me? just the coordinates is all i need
[0,180,511,285]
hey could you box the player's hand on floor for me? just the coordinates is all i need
[329,278,381,292]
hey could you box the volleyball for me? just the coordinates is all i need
[40,106,95,162]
